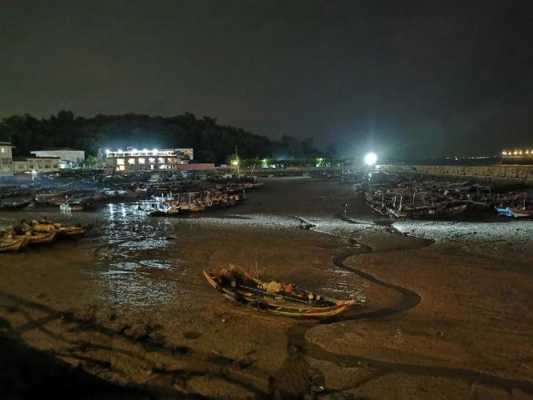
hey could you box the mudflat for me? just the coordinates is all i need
[1,178,532,399]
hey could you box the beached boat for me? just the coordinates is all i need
[0,236,29,252]
[24,231,57,245]
[496,206,532,218]
[0,199,31,211]
[203,269,356,318]
[56,225,88,239]
[34,193,67,207]
[30,221,89,239]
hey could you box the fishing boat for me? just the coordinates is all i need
[31,221,89,239]
[24,231,57,245]
[34,193,67,207]
[56,225,88,239]
[0,199,31,211]
[0,236,29,252]
[496,206,532,218]
[203,269,356,319]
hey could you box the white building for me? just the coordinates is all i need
[0,142,14,176]
[105,147,193,172]
[13,157,60,174]
[30,148,85,168]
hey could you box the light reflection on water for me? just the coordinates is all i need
[95,203,179,306]
[89,201,533,306]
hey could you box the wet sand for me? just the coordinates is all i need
[1,177,533,399]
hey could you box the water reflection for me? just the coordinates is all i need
[95,203,178,306]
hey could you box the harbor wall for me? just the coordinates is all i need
[382,164,533,185]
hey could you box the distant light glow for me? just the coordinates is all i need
[364,152,378,166]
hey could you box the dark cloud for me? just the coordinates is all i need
[1,0,533,157]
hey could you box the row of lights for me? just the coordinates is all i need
[502,150,533,156]
[105,148,161,156]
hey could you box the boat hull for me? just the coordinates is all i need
[203,270,353,319]
[0,237,29,252]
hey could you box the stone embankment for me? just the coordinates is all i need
[382,164,533,185]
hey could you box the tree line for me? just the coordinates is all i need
[0,111,324,163]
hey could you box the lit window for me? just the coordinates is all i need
[149,157,155,163]
[158,157,165,164]
[0,147,5,153]
[117,158,125,165]
[138,158,145,164]
[128,158,135,165]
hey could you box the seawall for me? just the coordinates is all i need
[382,164,533,185]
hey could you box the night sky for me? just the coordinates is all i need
[2,1,533,158]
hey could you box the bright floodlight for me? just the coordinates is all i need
[364,152,378,166]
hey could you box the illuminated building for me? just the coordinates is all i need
[105,147,193,172]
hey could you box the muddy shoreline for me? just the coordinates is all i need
[1,178,533,399]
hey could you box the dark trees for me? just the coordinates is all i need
[0,111,320,163]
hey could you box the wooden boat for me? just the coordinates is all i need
[30,221,89,239]
[56,225,88,239]
[496,206,532,218]
[34,193,67,207]
[0,200,31,211]
[203,269,356,319]
[0,236,29,252]
[24,231,57,245]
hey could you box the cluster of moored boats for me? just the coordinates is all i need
[204,267,356,318]
[0,187,148,212]
[148,185,248,216]
[0,219,89,253]
[363,174,533,219]
[0,177,263,214]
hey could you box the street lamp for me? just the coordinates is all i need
[364,152,378,167]
[231,158,240,178]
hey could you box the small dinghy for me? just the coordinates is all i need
[0,200,31,211]
[32,221,89,239]
[56,225,88,239]
[203,268,356,319]
[0,236,29,252]
[24,231,57,245]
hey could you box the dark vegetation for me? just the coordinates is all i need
[0,111,322,163]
